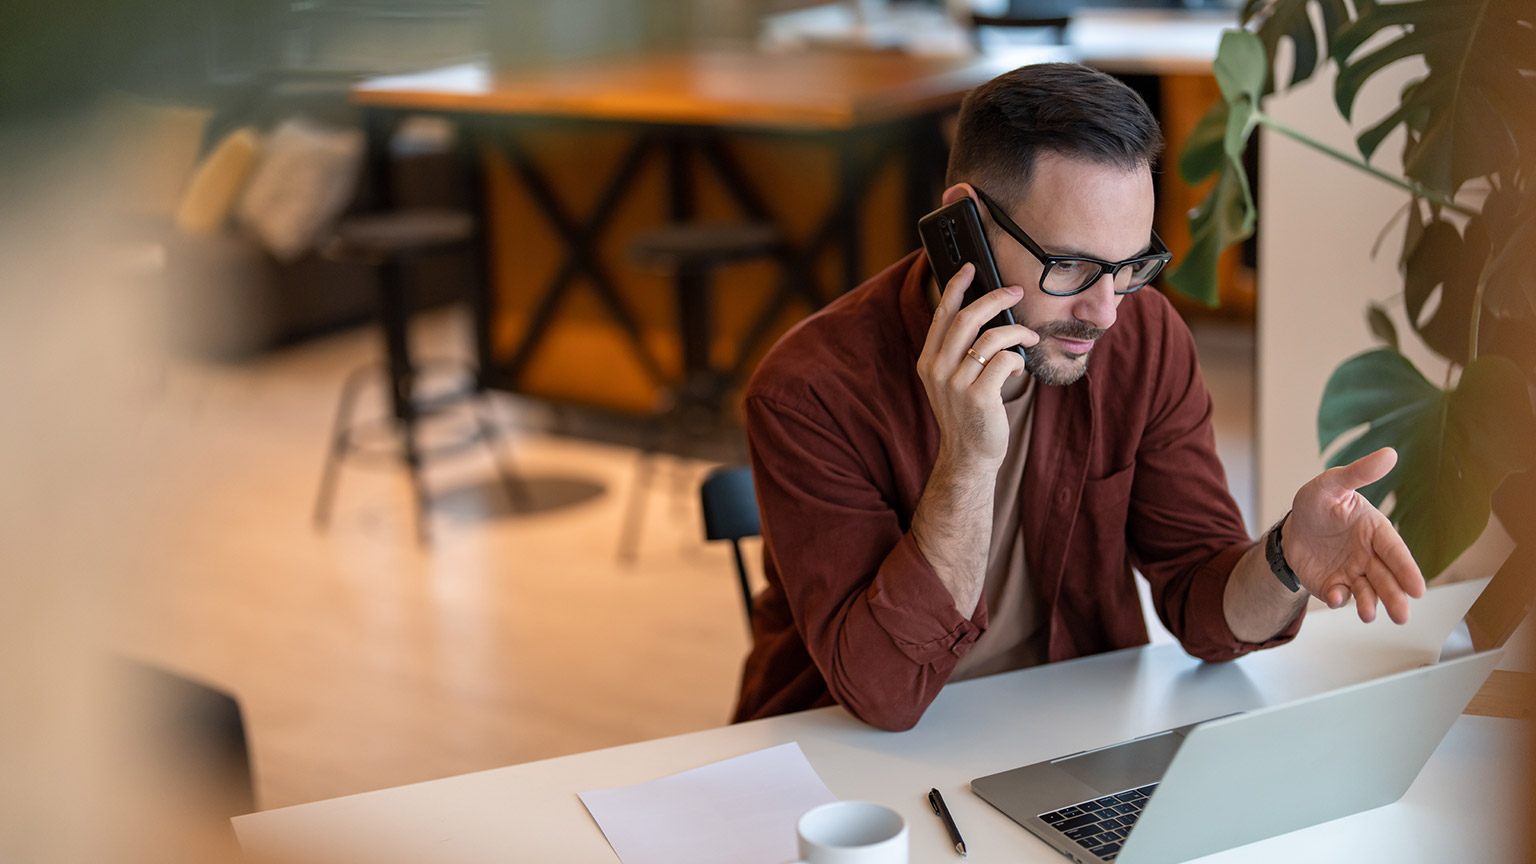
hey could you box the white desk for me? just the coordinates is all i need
[234,579,1527,863]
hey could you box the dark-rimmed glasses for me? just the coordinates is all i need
[974,187,1171,296]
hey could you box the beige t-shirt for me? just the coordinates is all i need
[949,376,1047,681]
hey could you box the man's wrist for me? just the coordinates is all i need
[931,446,1003,488]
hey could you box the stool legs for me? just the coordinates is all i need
[398,409,432,544]
[313,365,377,529]
[616,403,673,563]
[616,448,658,564]
[472,396,535,511]
[311,364,434,543]
[313,371,526,543]
[313,203,525,541]
[378,259,434,543]
[311,258,441,544]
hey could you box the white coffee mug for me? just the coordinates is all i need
[790,800,909,864]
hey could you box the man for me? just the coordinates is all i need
[732,63,1425,732]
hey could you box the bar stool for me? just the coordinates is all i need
[312,207,527,543]
[616,220,783,561]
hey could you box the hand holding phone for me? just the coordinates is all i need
[918,197,1026,358]
[913,196,1034,471]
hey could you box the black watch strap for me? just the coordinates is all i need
[1265,512,1302,593]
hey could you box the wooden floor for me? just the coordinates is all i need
[108,310,768,810]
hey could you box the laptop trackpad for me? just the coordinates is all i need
[1053,730,1186,794]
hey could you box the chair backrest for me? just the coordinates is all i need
[700,465,760,628]
[967,12,1072,48]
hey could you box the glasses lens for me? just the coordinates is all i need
[1042,260,1101,295]
[1125,257,1165,287]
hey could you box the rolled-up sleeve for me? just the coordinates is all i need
[746,394,983,731]
[1126,304,1304,660]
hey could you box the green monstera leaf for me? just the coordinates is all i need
[1332,0,1536,196]
[1164,159,1254,307]
[1403,216,1487,366]
[1241,0,1351,93]
[1179,98,1228,186]
[1367,303,1399,351]
[1482,188,1536,321]
[1164,30,1265,306]
[1319,349,1536,579]
[1191,0,1536,585]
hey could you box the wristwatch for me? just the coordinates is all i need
[1265,512,1302,593]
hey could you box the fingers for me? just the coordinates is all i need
[1320,544,1419,624]
[1372,524,1426,599]
[947,291,1026,366]
[1358,526,1421,624]
[948,327,1031,392]
[1324,447,1398,495]
[1364,555,1412,624]
[1350,576,1380,623]
[948,338,1025,387]
[922,266,1033,398]
[929,266,1023,354]
[920,263,973,362]
[972,323,1040,357]
[968,346,1027,391]
[1326,585,1349,609]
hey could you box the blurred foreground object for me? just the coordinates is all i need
[102,659,253,864]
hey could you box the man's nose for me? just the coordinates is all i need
[1070,272,1119,331]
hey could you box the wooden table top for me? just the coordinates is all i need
[352,49,1035,130]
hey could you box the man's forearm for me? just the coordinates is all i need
[909,450,996,618]
[1223,539,1309,643]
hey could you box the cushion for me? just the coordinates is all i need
[235,117,364,261]
[173,126,261,236]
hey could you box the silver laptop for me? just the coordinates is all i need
[971,551,1533,864]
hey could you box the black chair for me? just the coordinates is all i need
[700,465,761,629]
[117,660,255,814]
[311,207,528,543]
[108,659,252,861]
[617,221,783,561]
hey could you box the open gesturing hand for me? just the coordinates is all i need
[1284,447,1426,623]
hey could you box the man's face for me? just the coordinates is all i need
[980,152,1156,386]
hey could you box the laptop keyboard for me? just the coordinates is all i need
[1037,783,1157,861]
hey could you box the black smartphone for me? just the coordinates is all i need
[917,197,1025,357]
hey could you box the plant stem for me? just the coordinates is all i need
[1253,113,1478,217]
[1468,276,1485,365]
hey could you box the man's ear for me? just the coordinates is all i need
[940,182,978,207]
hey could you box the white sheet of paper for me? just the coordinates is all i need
[578,742,838,864]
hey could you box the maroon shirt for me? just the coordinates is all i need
[733,251,1303,731]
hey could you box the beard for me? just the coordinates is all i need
[1024,319,1108,386]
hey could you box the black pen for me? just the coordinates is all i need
[928,787,967,857]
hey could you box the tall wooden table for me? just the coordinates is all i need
[351,50,1030,411]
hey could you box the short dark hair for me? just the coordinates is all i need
[945,63,1164,210]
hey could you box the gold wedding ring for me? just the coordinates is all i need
[966,348,988,366]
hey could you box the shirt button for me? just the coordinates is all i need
[1056,489,1070,504]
